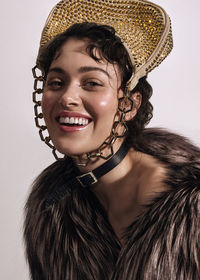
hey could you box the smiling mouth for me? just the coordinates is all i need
[58,116,90,126]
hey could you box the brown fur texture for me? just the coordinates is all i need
[24,128,200,279]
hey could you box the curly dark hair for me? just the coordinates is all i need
[37,22,153,145]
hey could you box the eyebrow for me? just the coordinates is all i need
[78,66,110,78]
[48,67,65,74]
[48,66,110,78]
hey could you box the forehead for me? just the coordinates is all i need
[58,37,89,55]
[52,38,121,79]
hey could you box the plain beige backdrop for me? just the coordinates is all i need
[0,0,199,279]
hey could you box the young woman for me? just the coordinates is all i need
[24,0,200,279]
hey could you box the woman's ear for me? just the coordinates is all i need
[124,91,142,121]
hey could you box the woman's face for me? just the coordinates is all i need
[42,38,123,156]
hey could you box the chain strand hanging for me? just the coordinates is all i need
[32,66,67,161]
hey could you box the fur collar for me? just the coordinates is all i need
[24,128,200,280]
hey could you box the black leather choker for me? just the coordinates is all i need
[45,140,129,208]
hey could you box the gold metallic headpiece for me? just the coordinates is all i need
[37,0,173,90]
[33,0,173,162]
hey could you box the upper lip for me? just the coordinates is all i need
[56,111,92,120]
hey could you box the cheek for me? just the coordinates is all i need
[41,93,55,118]
[88,92,118,119]
[41,95,50,120]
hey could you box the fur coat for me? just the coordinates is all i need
[24,128,200,280]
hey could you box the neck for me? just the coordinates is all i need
[73,138,139,205]
[92,147,138,201]
[98,148,134,184]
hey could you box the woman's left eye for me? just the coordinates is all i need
[87,81,101,86]
[82,80,102,89]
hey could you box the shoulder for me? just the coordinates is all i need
[135,128,200,237]
[139,127,200,164]
[134,128,200,185]
[114,129,200,278]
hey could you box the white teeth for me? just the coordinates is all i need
[59,116,89,125]
[69,117,74,124]
[62,117,69,123]
[78,118,83,125]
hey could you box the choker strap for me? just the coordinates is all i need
[45,140,129,208]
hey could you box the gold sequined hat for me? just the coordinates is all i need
[37,0,173,90]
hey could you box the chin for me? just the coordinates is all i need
[52,134,111,157]
[54,142,97,157]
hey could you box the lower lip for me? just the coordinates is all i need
[58,123,89,132]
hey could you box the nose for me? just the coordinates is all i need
[59,85,82,109]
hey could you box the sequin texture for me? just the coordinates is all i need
[37,0,173,90]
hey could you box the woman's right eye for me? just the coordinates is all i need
[46,80,64,90]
